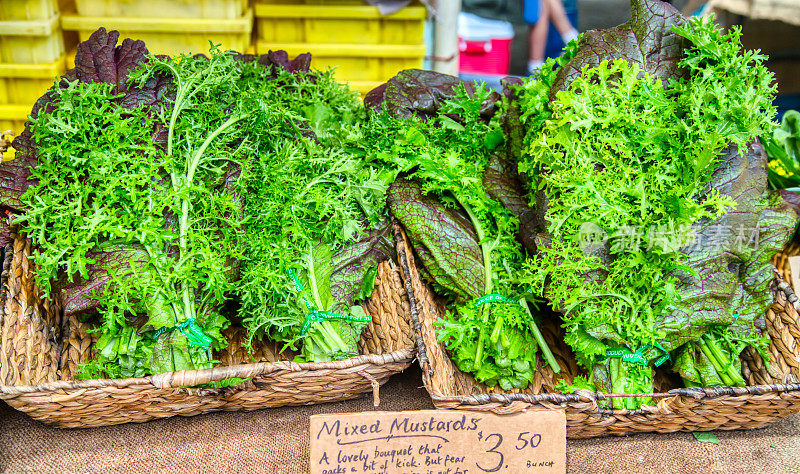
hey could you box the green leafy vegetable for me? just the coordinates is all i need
[233,64,401,362]
[764,110,800,190]
[380,78,559,388]
[17,43,249,377]
[5,28,400,376]
[517,9,791,406]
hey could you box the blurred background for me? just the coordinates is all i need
[0,0,798,150]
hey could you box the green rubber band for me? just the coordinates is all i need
[473,294,516,308]
[622,352,649,365]
[605,348,628,358]
[151,318,212,348]
[300,310,372,335]
[605,347,648,367]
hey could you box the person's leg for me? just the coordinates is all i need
[527,0,549,73]
[543,0,579,43]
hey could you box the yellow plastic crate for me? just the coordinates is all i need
[0,57,65,105]
[0,14,65,63]
[255,4,426,45]
[61,9,253,56]
[262,0,367,4]
[75,0,248,19]
[0,0,58,21]
[0,104,32,160]
[258,42,424,85]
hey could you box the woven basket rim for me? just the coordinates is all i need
[398,222,800,416]
[425,379,800,416]
[0,347,416,395]
[0,220,419,396]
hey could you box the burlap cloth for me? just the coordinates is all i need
[1,365,799,473]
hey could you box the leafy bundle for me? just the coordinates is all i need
[3,29,395,377]
[367,70,559,389]
[516,0,797,406]
[7,30,248,377]
[234,66,400,362]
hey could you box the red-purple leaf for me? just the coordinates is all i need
[661,140,799,348]
[329,220,393,309]
[55,246,150,317]
[483,155,537,255]
[552,0,689,93]
[387,179,484,302]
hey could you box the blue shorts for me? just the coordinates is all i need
[523,0,542,25]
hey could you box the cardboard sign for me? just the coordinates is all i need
[309,409,566,474]
[789,256,800,292]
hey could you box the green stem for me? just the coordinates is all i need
[490,316,503,345]
[177,114,245,320]
[308,321,352,360]
[698,337,733,386]
[473,305,488,371]
[454,197,494,371]
[519,298,560,374]
[457,198,491,295]
[308,328,332,355]
[141,245,182,325]
[306,244,324,310]
[609,358,624,410]
[703,335,744,386]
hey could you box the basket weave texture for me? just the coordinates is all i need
[398,228,800,439]
[0,224,416,428]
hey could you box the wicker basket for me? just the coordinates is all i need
[397,228,800,438]
[0,224,416,428]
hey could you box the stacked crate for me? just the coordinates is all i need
[61,0,253,58]
[254,0,427,95]
[0,0,72,157]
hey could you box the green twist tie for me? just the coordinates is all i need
[287,269,372,336]
[606,343,670,367]
[651,342,670,367]
[300,310,373,336]
[473,294,516,308]
[605,347,648,367]
[622,351,649,366]
[288,268,315,312]
[152,318,213,348]
[733,311,741,320]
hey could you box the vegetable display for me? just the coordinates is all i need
[515,0,797,406]
[0,0,796,410]
[2,29,395,378]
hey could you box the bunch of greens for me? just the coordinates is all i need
[367,70,559,389]
[516,0,796,407]
[233,67,400,362]
[8,29,249,377]
[3,28,397,377]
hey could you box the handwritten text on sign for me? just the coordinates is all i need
[309,409,566,474]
